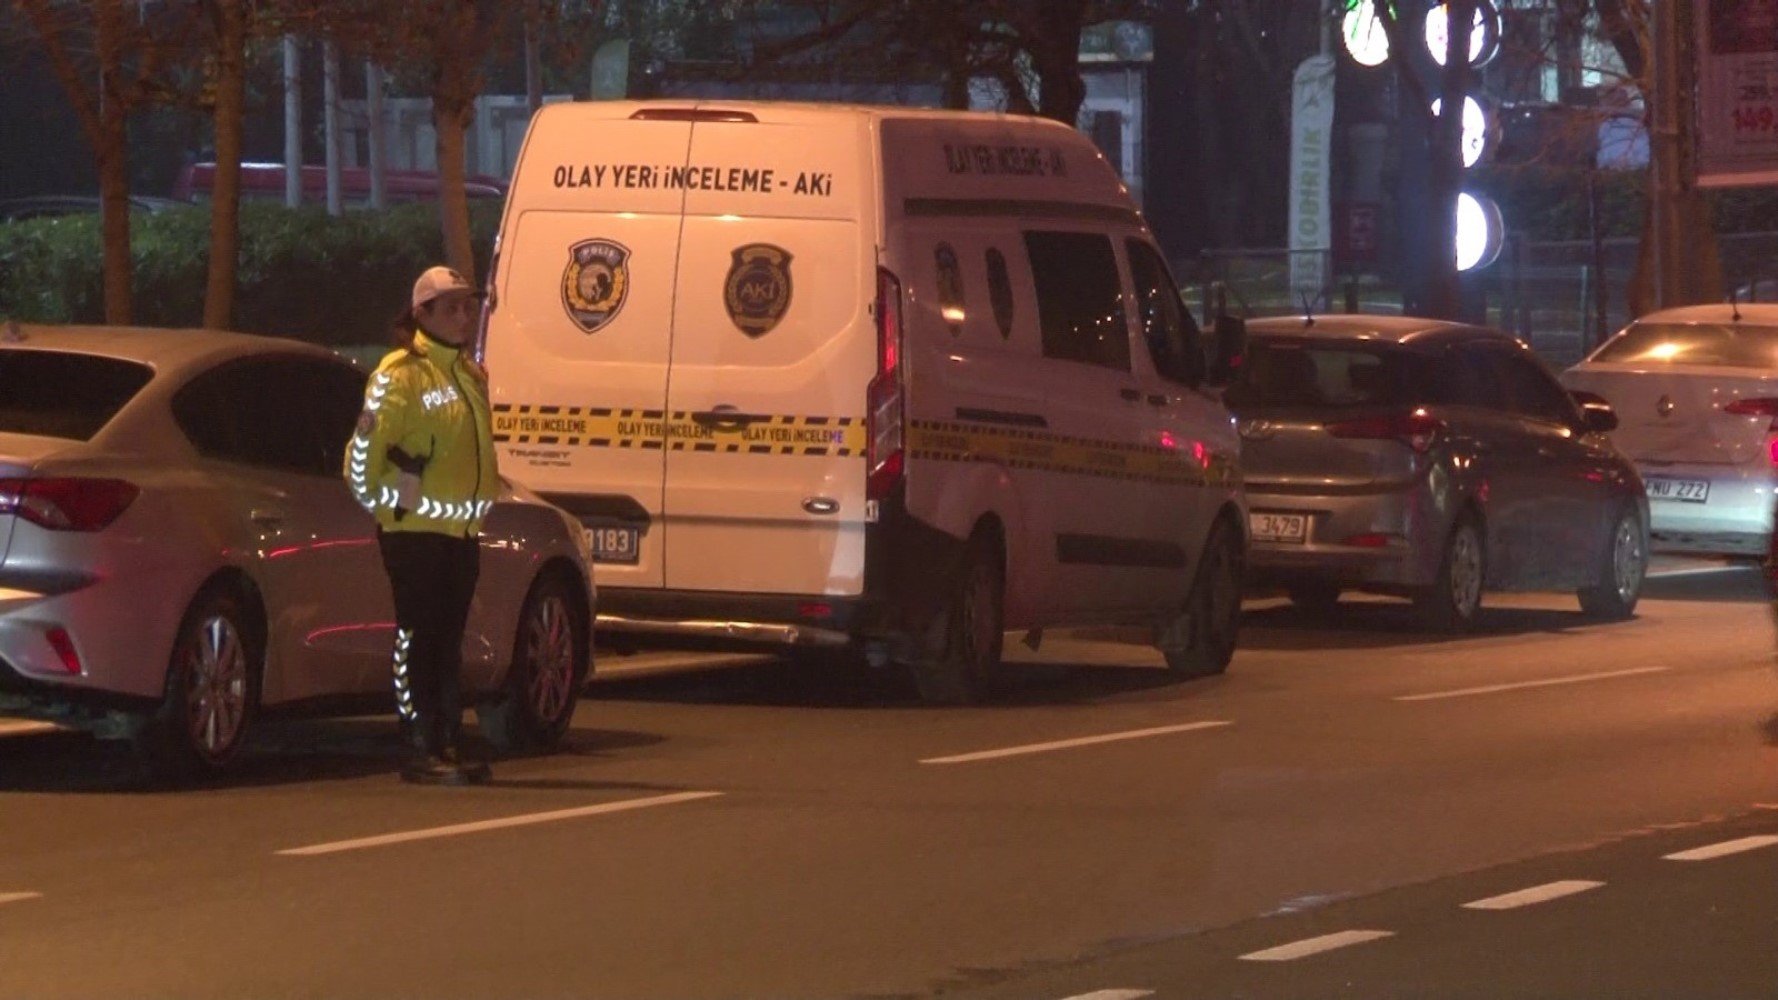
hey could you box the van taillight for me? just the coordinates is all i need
[1325,409,1446,453]
[0,478,138,532]
[867,268,906,501]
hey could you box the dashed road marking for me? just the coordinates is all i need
[1663,835,1778,862]
[1394,667,1670,702]
[0,892,42,906]
[277,791,724,857]
[1239,929,1395,962]
[1058,991,1155,1000]
[1646,564,1755,579]
[1462,880,1604,910]
[919,721,1233,765]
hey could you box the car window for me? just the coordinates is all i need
[1224,339,1418,411]
[1590,321,1778,369]
[1126,239,1203,387]
[0,349,153,441]
[1493,348,1580,426]
[1439,343,1509,408]
[1023,230,1130,371]
[174,357,361,476]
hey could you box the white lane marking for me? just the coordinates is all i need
[1394,666,1670,702]
[1463,880,1604,910]
[0,892,42,906]
[1058,991,1154,1000]
[1239,929,1395,962]
[0,720,56,737]
[277,791,723,857]
[1663,835,1778,861]
[919,721,1233,765]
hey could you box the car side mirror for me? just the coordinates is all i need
[1207,314,1246,387]
[1570,389,1618,433]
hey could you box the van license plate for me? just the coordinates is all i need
[584,526,641,564]
[1249,512,1309,543]
[1644,477,1709,503]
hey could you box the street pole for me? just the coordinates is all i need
[282,36,301,209]
[366,61,387,211]
[323,40,342,217]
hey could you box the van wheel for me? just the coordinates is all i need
[911,534,1004,705]
[133,588,261,781]
[478,572,587,753]
[1416,516,1485,633]
[1578,504,1647,620]
[1159,519,1244,677]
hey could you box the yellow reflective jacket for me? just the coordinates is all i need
[344,330,499,536]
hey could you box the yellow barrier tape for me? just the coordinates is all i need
[492,405,864,457]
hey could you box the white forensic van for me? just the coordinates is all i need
[478,100,1245,702]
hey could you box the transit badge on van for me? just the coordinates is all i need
[561,238,631,333]
[725,243,793,337]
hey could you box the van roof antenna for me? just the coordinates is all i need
[1298,291,1317,328]
[1730,287,1743,322]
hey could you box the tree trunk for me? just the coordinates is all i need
[204,0,246,330]
[435,97,476,278]
[95,110,134,325]
[1027,0,1088,125]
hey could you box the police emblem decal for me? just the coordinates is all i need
[724,243,793,337]
[561,239,631,333]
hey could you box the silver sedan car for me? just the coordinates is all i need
[0,324,594,777]
[1227,315,1648,631]
[1562,303,1778,557]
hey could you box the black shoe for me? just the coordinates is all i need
[400,753,458,785]
[440,746,492,785]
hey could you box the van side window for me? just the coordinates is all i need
[1024,231,1130,371]
[935,243,966,336]
[1126,239,1204,387]
[985,248,1015,340]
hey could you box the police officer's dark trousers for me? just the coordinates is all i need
[377,530,479,755]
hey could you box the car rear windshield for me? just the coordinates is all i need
[0,349,153,441]
[1590,322,1778,369]
[1223,339,1417,411]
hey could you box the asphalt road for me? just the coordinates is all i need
[0,561,1774,999]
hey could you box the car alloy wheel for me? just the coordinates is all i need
[1610,513,1644,603]
[523,592,577,726]
[184,614,248,760]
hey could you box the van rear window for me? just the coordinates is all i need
[0,349,153,440]
[1590,322,1778,369]
[1224,340,1416,411]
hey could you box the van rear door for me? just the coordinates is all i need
[485,111,695,590]
[660,111,874,596]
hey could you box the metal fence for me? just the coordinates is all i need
[1178,231,1778,369]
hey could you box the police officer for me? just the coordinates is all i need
[345,265,499,785]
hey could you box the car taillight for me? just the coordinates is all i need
[0,478,138,531]
[867,267,906,502]
[1325,409,1446,453]
[1724,398,1778,466]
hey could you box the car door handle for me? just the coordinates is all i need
[690,408,763,431]
[249,508,285,528]
[1118,388,1142,402]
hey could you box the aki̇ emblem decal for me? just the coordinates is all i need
[561,239,630,333]
[725,243,793,338]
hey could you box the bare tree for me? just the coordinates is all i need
[12,0,176,323]
[200,0,247,329]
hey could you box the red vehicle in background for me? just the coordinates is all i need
[172,162,507,205]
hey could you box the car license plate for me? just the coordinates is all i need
[583,525,641,564]
[1643,476,1709,503]
[1249,512,1309,543]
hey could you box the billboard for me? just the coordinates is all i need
[1696,0,1778,186]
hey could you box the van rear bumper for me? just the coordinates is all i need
[592,488,968,652]
[595,591,864,648]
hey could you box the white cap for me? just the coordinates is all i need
[411,265,473,309]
